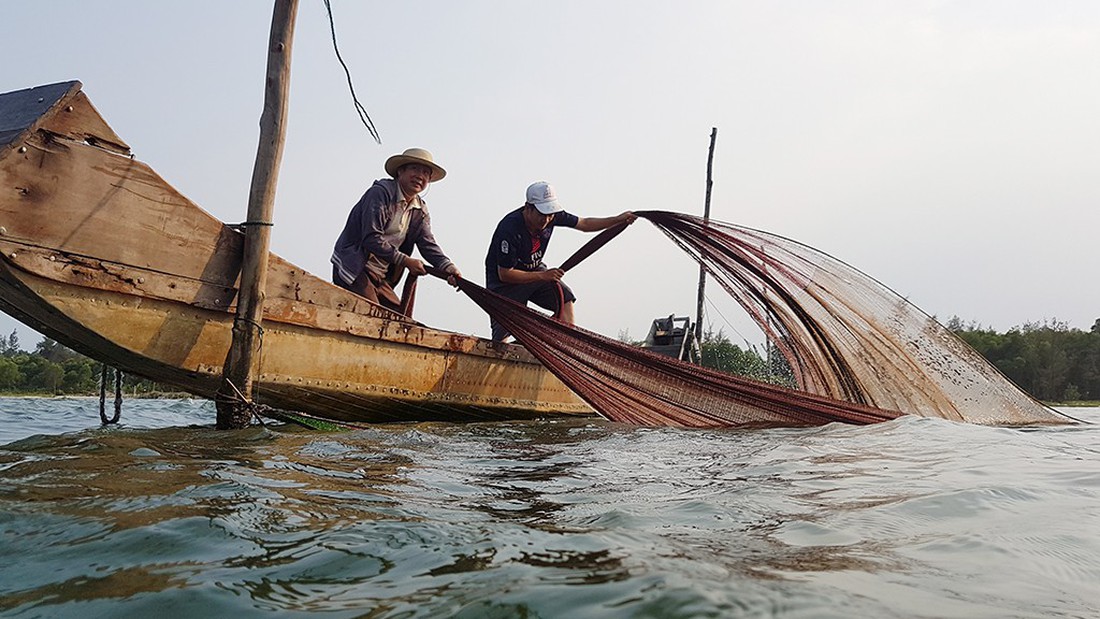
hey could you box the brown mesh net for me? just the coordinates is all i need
[635,211,1066,425]
[454,210,1069,428]
[458,280,901,427]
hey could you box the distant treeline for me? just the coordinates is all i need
[945,317,1100,402]
[697,329,795,387]
[3,318,1099,402]
[0,332,162,395]
[694,318,1100,403]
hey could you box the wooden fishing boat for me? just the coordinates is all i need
[0,80,593,423]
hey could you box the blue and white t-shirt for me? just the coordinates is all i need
[484,207,578,289]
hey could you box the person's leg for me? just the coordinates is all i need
[558,300,575,325]
[333,265,401,312]
[489,280,578,340]
[334,265,377,301]
[528,281,576,323]
[488,284,528,341]
[489,281,550,341]
[490,315,511,342]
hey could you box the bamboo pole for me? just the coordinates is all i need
[216,0,299,429]
[694,127,717,349]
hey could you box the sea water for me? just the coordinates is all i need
[0,397,1097,618]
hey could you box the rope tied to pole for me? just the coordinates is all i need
[215,378,280,428]
[229,221,275,233]
[232,315,266,342]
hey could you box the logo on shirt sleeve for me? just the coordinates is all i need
[501,240,509,255]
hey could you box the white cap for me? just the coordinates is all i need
[525,181,563,215]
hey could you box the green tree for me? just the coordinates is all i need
[0,330,18,356]
[61,357,98,393]
[950,316,1100,402]
[0,356,21,389]
[0,335,179,396]
[699,329,784,383]
[16,354,65,393]
[40,363,64,393]
[617,329,642,346]
[35,338,81,363]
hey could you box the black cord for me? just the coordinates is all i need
[324,0,382,144]
[99,364,121,425]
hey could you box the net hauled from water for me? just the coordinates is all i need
[457,279,901,427]
[636,211,1067,425]
[454,211,1070,428]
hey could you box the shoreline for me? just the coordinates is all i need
[1,393,1097,408]
[0,391,195,400]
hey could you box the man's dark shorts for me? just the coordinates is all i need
[333,264,402,312]
[489,280,576,341]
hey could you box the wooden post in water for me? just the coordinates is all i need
[694,127,717,349]
[216,0,300,429]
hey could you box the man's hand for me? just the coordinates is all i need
[541,268,565,282]
[406,258,427,277]
[446,265,463,288]
[619,211,638,225]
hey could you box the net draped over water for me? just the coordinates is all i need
[457,211,1068,428]
[459,281,900,428]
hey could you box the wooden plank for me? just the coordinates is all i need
[0,81,81,148]
[0,129,237,279]
[38,90,130,153]
[0,81,129,153]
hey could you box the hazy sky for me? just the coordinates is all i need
[2,1,1098,351]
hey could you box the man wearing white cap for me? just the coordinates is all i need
[331,148,462,312]
[484,181,636,342]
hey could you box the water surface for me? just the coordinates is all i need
[1,397,1097,617]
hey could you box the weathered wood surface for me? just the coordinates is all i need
[0,81,592,422]
[1,81,127,151]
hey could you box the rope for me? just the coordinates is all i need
[215,317,267,428]
[98,363,121,425]
[234,315,266,376]
[324,0,382,144]
[228,221,274,233]
[217,378,279,427]
[114,367,122,420]
[233,315,266,341]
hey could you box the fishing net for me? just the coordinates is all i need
[457,279,901,427]
[636,211,1065,425]
[455,210,1068,427]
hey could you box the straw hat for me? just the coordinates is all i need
[384,148,446,181]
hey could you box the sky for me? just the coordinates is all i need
[2,1,1098,352]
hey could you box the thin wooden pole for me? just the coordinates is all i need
[216,0,299,429]
[694,127,717,349]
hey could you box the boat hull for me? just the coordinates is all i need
[0,81,592,423]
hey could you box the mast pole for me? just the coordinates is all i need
[694,127,717,348]
[216,0,300,429]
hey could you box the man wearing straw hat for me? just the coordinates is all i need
[331,147,462,312]
[485,181,635,342]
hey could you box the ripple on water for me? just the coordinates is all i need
[0,400,1098,617]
